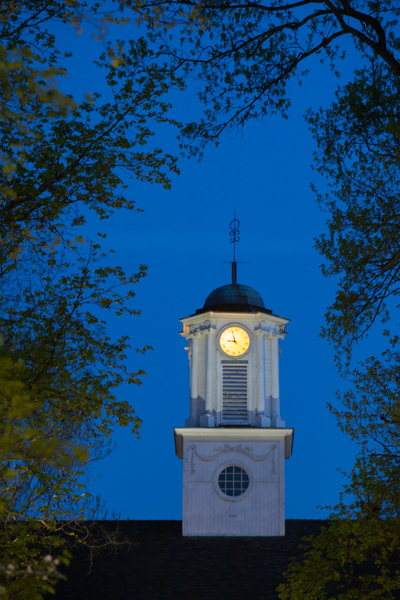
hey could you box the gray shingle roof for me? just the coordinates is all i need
[53,519,327,600]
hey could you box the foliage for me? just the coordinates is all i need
[0,1,182,598]
[281,30,400,600]
[278,338,400,599]
[0,242,146,597]
[307,60,400,361]
[0,1,181,259]
[135,0,400,155]
[278,518,400,599]
[300,57,400,599]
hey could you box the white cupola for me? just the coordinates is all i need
[180,280,288,429]
[174,261,294,537]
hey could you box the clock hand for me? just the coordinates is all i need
[230,329,237,343]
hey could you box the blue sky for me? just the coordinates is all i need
[56,13,370,520]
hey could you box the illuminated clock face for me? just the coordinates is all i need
[219,326,250,357]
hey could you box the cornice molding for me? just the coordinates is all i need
[174,428,294,460]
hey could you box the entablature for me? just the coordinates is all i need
[180,310,290,340]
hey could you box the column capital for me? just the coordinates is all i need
[254,320,286,339]
[188,320,216,338]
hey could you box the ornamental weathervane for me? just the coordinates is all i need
[222,209,247,285]
[230,210,240,261]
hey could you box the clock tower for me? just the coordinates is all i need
[174,255,294,536]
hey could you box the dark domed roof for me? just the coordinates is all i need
[198,284,271,314]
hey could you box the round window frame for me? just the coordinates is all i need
[217,323,252,359]
[213,461,253,502]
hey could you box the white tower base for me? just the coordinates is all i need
[175,428,294,537]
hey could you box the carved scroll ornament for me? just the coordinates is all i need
[189,443,277,475]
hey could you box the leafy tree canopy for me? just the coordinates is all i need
[133,1,400,152]
[278,335,400,599]
[1,0,181,259]
[0,1,183,597]
[308,60,400,361]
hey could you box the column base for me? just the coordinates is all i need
[272,417,286,428]
[185,416,199,427]
[199,412,215,427]
[254,415,271,427]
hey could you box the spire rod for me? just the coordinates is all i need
[230,209,240,285]
[232,261,237,285]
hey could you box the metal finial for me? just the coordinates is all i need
[221,209,247,284]
[229,209,240,263]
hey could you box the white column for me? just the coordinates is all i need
[200,329,215,427]
[255,332,271,427]
[257,333,265,415]
[205,329,214,413]
[271,335,284,426]
[189,336,198,421]
[216,355,222,425]
[264,336,272,418]
[247,345,254,422]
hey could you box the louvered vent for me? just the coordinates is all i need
[222,364,248,423]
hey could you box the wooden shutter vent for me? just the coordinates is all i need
[222,363,248,423]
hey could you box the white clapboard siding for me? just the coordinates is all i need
[222,364,248,424]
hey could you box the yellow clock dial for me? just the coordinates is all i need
[219,326,250,357]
